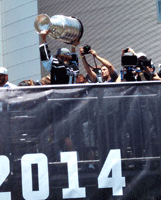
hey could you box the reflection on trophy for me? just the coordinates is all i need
[34,14,83,44]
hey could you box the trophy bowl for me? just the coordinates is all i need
[34,14,83,44]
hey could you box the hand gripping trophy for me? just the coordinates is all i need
[34,14,83,44]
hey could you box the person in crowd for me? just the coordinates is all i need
[18,79,40,86]
[39,30,79,84]
[79,47,118,83]
[40,75,51,85]
[136,52,160,81]
[59,136,75,152]
[118,47,161,82]
[56,136,79,162]
[0,67,16,88]
[85,66,102,83]
[76,74,88,83]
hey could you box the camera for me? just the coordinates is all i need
[121,48,154,81]
[121,52,137,81]
[157,64,161,78]
[137,58,152,71]
[82,44,91,55]
[121,52,138,66]
[121,51,152,70]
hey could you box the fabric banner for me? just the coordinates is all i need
[0,82,161,200]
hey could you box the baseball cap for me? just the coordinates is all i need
[56,48,71,56]
[0,67,8,75]
[136,52,147,59]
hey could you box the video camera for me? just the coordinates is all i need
[121,52,138,67]
[121,50,152,81]
[157,64,161,78]
[121,51,152,70]
[137,59,152,70]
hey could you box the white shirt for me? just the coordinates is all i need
[3,81,17,88]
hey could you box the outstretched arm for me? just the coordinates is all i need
[90,49,115,76]
[71,40,80,53]
[40,30,50,44]
[39,30,52,72]
[79,47,97,82]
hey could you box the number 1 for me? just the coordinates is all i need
[61,151,86,199]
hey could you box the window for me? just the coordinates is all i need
[156,0,161,22]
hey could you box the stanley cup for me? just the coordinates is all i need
[34,14,83,44]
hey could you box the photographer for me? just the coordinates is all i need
[120,47,160,82]
[136,52,157,81]
[79,46,118,83]
[39,30,79,84]
[154,64,161,81]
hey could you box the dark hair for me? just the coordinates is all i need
[18,79,36,86]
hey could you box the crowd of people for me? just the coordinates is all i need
[1,30,161,88]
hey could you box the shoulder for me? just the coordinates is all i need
[39,43,48,48]
[4,81,17,88]
[110,69,118,81]
[52,57,59,65]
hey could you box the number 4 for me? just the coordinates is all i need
[98,149,126,196]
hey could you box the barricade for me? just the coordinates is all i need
[0,81,161,199]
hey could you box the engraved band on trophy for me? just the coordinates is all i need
[34,14,83,44]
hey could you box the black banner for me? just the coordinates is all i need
[0,82,161,200]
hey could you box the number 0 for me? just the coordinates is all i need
[21,153,49,200]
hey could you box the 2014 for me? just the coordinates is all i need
[0,149,126,199]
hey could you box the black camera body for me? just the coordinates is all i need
[82,44,91,55]
[122,52,152,70]
[157,64,161,78]
[137,59,152,70]
[121,52,138,66]
[121,51,153,81]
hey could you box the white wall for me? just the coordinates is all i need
[0,1,3,68]
[1,0,41,85]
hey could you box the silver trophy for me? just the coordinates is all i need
[34,14,83,44]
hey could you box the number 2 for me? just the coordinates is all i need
[0,156,11,200]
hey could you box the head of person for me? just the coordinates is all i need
[40,75,51,85]
[56,48,72,65]
[136,52,147,60]
[137,52,155,72]
[18,79,36,86]
[0,67,8,87]
[76,74,87,83]
[101,65,110,81]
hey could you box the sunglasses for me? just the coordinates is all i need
[58,55,71,61]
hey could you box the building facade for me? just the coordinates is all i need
[0,0,41,85]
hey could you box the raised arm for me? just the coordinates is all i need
[71,40,80,53]
[90,49,115,76]
[39,30,53,71]
[39,30,51,44]
[79,47,97,82]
